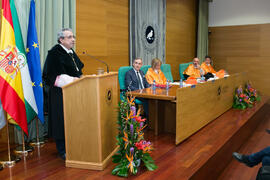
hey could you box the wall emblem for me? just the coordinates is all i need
[141,23,160,54]
[145,26,155,44]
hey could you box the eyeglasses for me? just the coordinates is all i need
[64,35,76,39]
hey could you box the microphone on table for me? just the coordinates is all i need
[82,51,109,73]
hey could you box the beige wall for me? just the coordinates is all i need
[209,24,270,96]
[166,0,197,80]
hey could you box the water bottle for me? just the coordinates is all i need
[180,79,183,88]
[166,80,169,90]
[200,69,205,82]
[152,80,156,90]
[201,75,205,82]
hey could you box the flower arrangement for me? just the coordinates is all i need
[244,82,261,103]
[112,95,157,177]
[232,83,260,110]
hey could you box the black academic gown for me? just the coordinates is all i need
[43,44,84,140]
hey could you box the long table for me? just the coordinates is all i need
[131,73,248,145]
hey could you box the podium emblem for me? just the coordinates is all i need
[106,88,112,104]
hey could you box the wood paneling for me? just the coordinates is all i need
[76,0,129,75]
[176,73,247,145]
[77,0,197,78]
[209,24,270,96]
[166,0,197,80]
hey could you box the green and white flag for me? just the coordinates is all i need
[10,0,38,123]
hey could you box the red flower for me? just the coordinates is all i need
[239,94,245,98]
[135,140,153,153]
[135,116,146,123]
[135,141,143,150]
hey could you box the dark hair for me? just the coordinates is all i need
[132,58,142,64]
[205,55,211,59]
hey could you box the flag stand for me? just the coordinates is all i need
[0,123,20,168]
[30,117,44,147]
[14,131,33,156]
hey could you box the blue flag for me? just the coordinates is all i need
[26,0,44,124]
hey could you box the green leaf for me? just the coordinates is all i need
[117,167,129,177]
[144,161,158,171]
[112,154,122,163]
[132,166,138,175]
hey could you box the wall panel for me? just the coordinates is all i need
[209,24,270,96]
[76,0,129,75]
[77,0,197,79]
[166,0,197,80]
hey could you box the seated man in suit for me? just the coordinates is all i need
[125,58,150,91]
[125,58,150,118]
[146,58,167,85]
[183,57,204,80]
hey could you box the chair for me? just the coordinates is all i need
[118,66,143,104]
[179,62,192,80]
[141,65,151,75]
[161,64,174,82]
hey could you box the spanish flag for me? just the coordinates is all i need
[0,0,28,135]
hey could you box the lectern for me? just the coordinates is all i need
[62,72,118,170]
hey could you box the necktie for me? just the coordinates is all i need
[136,71,144,89]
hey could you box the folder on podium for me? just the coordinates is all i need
[62,72,118,170]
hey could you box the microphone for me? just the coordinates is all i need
[82,51,109,73]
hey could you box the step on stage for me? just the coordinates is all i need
[0,98,268,180]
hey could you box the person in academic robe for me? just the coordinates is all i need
[125,58,150,91]
[183,57,204,80]
[43,28,84,160]
[145,58,167,85]
[201,55,226,79]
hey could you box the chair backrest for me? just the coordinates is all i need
[161,64,174,82]
[179,62,192,80]
[118,66,132,90]
[141,65,151,75]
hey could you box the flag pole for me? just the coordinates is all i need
[0,115,20,168]
[30,117,44,147]
[14,130,33,156]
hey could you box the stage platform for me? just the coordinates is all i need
[0,98,269,180]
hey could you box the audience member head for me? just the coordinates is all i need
[204,55,212,65]
[57,28,75,50]
[193,57,200,68]
[151,58,162,71]
[132,58,143,71]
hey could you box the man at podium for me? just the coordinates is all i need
[43,28,84,160]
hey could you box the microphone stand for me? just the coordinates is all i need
[82,52,109,73]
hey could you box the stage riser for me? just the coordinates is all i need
[190,103,269,180]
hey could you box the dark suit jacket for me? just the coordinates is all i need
[125,68,150,91]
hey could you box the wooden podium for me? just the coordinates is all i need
[62,72,118,170]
